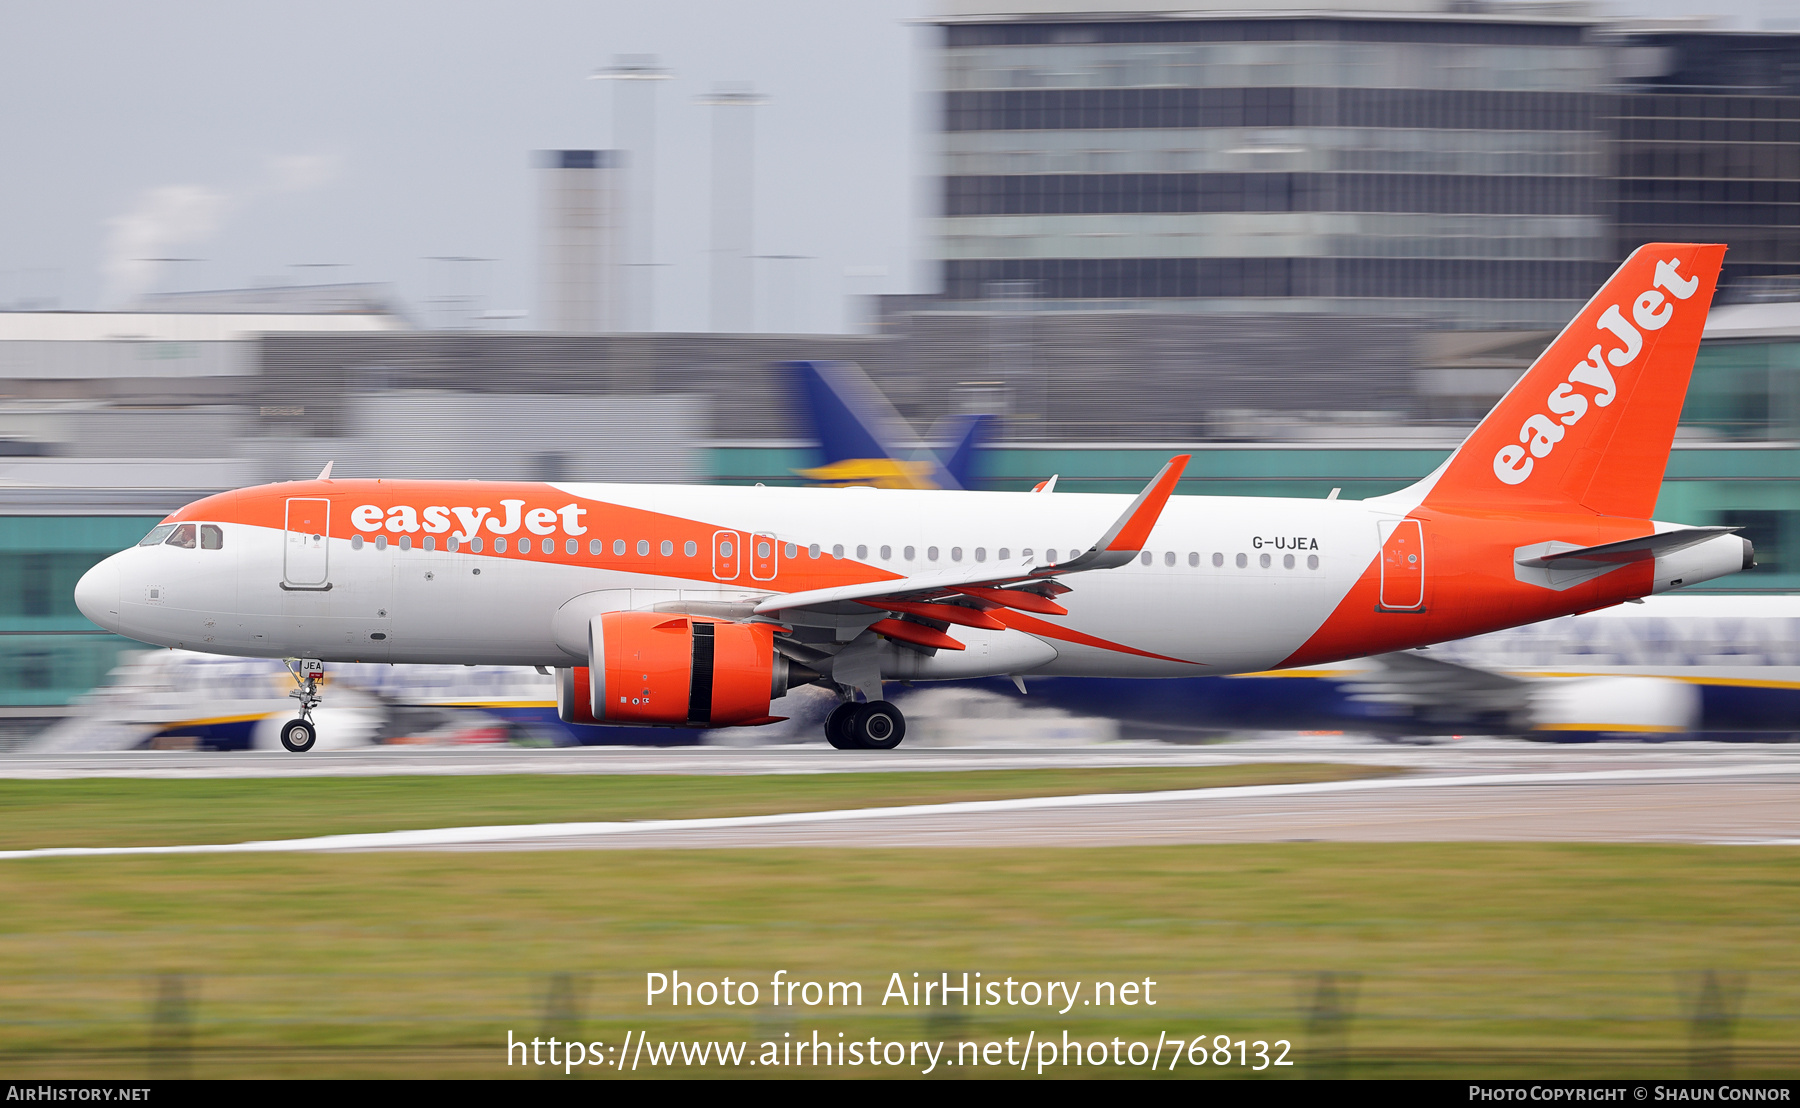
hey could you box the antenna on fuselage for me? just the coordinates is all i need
[317,461,335,481]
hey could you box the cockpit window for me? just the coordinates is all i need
[200,524,224,550]
[165,523,197,549]
[138,524,177,547]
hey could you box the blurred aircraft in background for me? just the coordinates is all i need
[784,359,994,490]
[999,593,1800,743]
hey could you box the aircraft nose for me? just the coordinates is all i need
[74,556,121,631]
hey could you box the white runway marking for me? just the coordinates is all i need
[3,762,1797,860]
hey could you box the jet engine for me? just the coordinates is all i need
[556,612,814,728]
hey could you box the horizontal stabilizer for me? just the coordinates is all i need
[1515,526,1739,570]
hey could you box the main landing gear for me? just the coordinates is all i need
[281,658,324,753]
[825,700,907,750]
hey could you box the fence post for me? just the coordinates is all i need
[540,972,589,1078]
[146,973,194,1079]
[1304,972,1359,1079]
[1686,970,1745,1079]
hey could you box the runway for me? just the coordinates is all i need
[6,733,1800,780]
[1,755,1796,857]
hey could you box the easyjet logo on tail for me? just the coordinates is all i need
[1492,257,1701,487]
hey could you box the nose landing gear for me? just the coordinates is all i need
[281,658,324,753]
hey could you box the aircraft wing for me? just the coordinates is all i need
[753,455,1190,625]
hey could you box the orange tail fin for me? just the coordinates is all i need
[1421,243,1725,518]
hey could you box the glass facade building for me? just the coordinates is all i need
[934,12,1612,327]
[1609,33,1800,294]
[0,515,160,712]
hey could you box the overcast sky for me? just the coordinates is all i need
[0,1,1781,333]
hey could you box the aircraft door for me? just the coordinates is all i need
[1378,518,1424,610]
[284,498,331,589]
[712,530,741,581]
[750,532,779,581]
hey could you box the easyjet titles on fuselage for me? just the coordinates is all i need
[350,499,589,543]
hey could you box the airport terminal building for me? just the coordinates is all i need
[929,0,1800,328]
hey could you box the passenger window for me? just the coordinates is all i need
[425,536,436,552]
[950,547,963,562]
[637,539,649,556]
[660,540,672,556]
[1212,552,1223,567]
[879,545,890,560]
[566,538,578,555]
[200,525,223,550]
[1045,548,1057,563]
[832,544,843,559]
[400,536,412,552]
[1308,554,1320,570]
[998,547,1010,560]
[1259,553,1271,568]
[975,547,986,563]
[1139,551,1152,566]
[470,537,483,553]
[1235,553,1247,568]
[614,539,626,556]
[1189,552,1200,567]
[1164,551,1175,566]
[903,546,914,561]
[927,546,939,561]
[1021,548,1032,560]
[138,524,177,547]
[165,524,197,549]
[493,537,505,553]
[590,539,602,555]
[352,534,365,551]
[785,543,798,559]
[542,538,554,555]
[856,544,867,560]
[1283,554,1295,569]
[448,536,460,553]
[377,534,389,551]
[685,540,697,557]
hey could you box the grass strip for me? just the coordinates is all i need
[1,844,1795,1078]
[0,763,1387,850]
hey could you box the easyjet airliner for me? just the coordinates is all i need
[73,244,1752,752]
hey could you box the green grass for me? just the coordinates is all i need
[0,764,1385,850]
[2,844,1796,1079]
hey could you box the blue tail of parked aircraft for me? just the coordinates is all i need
[782,360,993,490]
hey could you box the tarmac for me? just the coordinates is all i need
[2,736,1797,854]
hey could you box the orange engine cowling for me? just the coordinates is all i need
[556,612,808,728]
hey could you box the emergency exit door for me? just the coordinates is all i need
[1378,518,1424,610]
